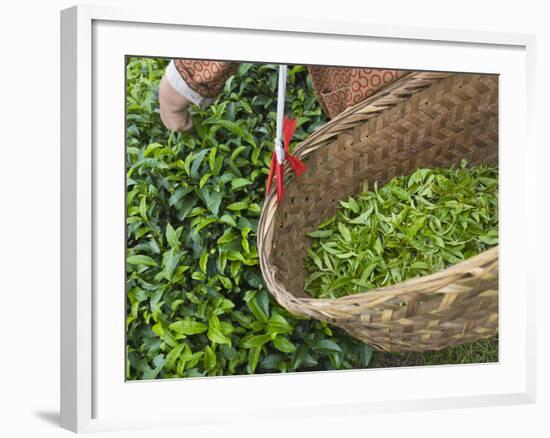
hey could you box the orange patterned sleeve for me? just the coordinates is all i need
[308,66,409,118]
[173,60,239,98]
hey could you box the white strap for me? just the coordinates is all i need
[274,65,287,165]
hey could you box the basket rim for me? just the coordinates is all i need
[257,70,499,308]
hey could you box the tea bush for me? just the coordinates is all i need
[126,58,373,379]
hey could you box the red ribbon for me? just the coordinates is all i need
[266,116,307,203]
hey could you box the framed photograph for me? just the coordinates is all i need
[60,4,536,433]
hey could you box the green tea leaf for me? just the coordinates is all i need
[313,339,342,354]
[169,319,207,335]
[231,178,253,190]
[199,253,209,274]
[204,346,217,370]
[272,336,296,353]
[127,254,157,267]
[247,346,261,373]
[242,334,271,348]
[227,201,249,211]
[165,223,179,249]
[208,327,231,345]
[165,344,186,370]
[161,248,181,281]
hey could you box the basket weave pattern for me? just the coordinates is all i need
[258,72,499,352]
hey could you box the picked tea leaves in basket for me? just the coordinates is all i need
[303,163,498,299]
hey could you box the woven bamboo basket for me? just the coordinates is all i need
[257,71,499,352]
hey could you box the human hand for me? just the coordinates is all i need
[159,74,193,133]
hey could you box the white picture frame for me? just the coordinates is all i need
[60,4,536,433]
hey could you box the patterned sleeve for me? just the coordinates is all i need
[308,66,409,118]
[165,59,238,108]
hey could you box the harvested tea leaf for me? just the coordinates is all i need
[304,162,499,299]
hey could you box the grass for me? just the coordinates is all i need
[369,338,498,368]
